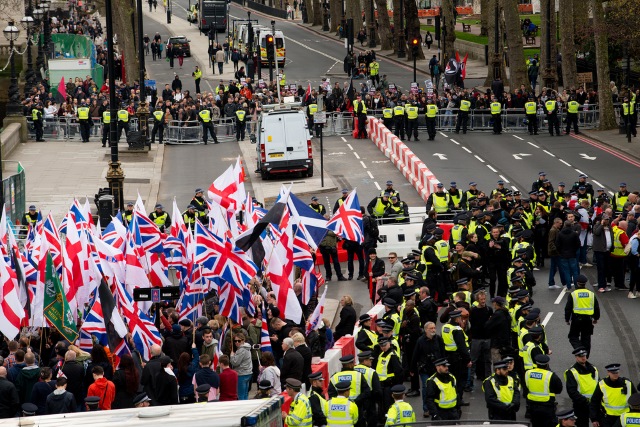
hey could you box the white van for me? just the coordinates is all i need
[253,105,313,180]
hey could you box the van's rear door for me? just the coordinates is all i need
[284,113,308,162]
[262,114,287,162]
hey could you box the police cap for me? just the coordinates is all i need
[133,392,151,405]
[335,381,351,392]
[28,205,36,210]
[383,298,397,307]
[449,310,462,319]
[556,408,576,420]
[524,312,538,321]
[378,337,391,346]
[605,363,621,372]
[572,347,588,357]
[456,277,469,286]
[339,354,355,364]
[258,380,274,389]
[529,326,543,335]
[311,196,318,201]
[359,313,371,322]
[493,360,508,370]
[308,372,324,381]
[577,274,588,284]
[391,384,406,394]
[285,378,302,390]
[434,358,449,366]
[358,350,375,360]
[84,396,101,406]
[22,403,38,415]
[534,354,550,365]
[196,384,211,394]
[195,188,203,194]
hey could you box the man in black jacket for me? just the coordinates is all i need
[162,324,189,365]
[0,367,19,418]
[484,296,512,363]
[140,345,164,405]
[486,226,511,298]
[280,338,304,390]
[60,351,85,411]
[417,286,439,326]
[564,347,597,427]
[556,220,581,289]
[469,290,493,389]
[155,357,179,406]
[334,295,357,340]
[400,299,422,397]
[411,322,445,418]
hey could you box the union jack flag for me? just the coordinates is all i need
[260,303,272,353]
[130,210,164,254]
[293,227,318,305]
[326,189,364,244]
[43,213,63,274]
[176,267,205,321]
[59,199,88,234]
[194,221,223,280]
[78,298,108,351]
[101,213,127,253]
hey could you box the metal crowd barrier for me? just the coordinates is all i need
[27,117,139,140]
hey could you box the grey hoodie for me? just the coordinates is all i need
[230,343,253,376]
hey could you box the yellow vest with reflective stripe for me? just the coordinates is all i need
[599,378,632,416]
[32,109,40,120]
[620,412,640,426]
[545,100,557,112]
[102,111,111,124]
[426,104,438,118]
[369,61,379,76]
[393,106,405,116]
[571,289,595,315]
[286,393,313,427]
[419,247,434,279]
[354,100,367,114]
[435,240,449,263]
[431,375,457,408]
[236,110,246,121]
[615,193,629,209]
[77,107,90,120]
[376,351,396,381]
[279,74,286,86]
[442,323,465,352]
[450,224,464,244]
[525,368,554,402]
[406,106,418,119]
[490,102,501,115]
[372,197,388,217]
[482,375,515,404]
[386,401,415,425]
[383,108,393,118]
[118,110,129,122]
[354,364,375,389]
[460,100,470,111]
[183,212,196,225]
[153,110,164,121]
[612,227,626,256]
[152,212,168,227]
[324,396,357,427]
[309,104,318,115]
[525,101,537,115]
[565,366,598,399]
[519,341,538,371]
[623,103,630,116]
[432,193,450,213]
[194,69,202,79]
[199,109,211,122]
[568,101,580,114]
[330,370,363,401]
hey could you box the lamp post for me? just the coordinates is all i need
[41,0,51,61]
[246,11,254,80]
[322,0,329,32]
[4,22,21,117]
[136,0,149,146]
[33,7,44,79]
[368,0,376,48]
[105,0,125,211]
[491,1,501,79]
[21,13,36,97]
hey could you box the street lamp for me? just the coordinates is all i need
[4,22,21,117]
[322,0,329,32]
[136,0,149,146]
[33,7,45,79]
[21,14,36,97]
[41,0,52,61]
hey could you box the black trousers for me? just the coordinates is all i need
[547,114,560,135]
[151,122,164,144]
[529,402,556,427]
[319,246,343,279]
[202,122,217,144]
[492,113,502,133]
[527,113,538,134]
[394,116,405,139]
[79,120,91,142]
[568,318,593,356]
[406,119,418,139]
[346,245,365,279]
[455,111,468,133]
[488,263,508,298]
[117,121,130,141]
[357,114,367,138]
[34,120,43,140]
[195,78,201,94]
[426,117,436,139]
[383,118,394,130]
[236,121,246,141]
[102,123,111,146]
[566,112,579,134]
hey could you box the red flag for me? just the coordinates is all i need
[461,53,468,80]
[56,76,67,103]
[303,83,311,105]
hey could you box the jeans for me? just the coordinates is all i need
[558,257,580,289]
[548,255,565,286]
[218,62,223,74]
[237,373,252,400]
[469,338,492,383]
[578,239,588,264]
[419,373,431,413]
[593,251,610,288]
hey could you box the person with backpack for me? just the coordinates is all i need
[424,31,433,49]
[362,207,380,259]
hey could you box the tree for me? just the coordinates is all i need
[330,0,341,33]
[363,0,374,43]
[479,0,488,36]
[442,0,456,59]
[483,0,506,87]
[346,0,362,35]
[405,0,424,60]
[312,0,322,26]
[539,0,557,90]
[375,0,393,50]
[392,0,402,53]
[559,0,576,90]
[305,0,314,23]
[591,0,616,130]
[111,0,139,86]
[502,0,527,89]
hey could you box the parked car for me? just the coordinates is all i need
[167,36,191,57]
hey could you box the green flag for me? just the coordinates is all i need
[43,252,78,343]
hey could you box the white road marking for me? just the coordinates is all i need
[487,165,497,172]
[462,146,472,153]
[554,288,568,305]
[367,171,374,179]
[347,144,353,150]
[559,159,572,167]
[527,141,540,148]
[499,175,510,183]
[341,137,347,142]
[511,185,518,191]
[440,132,448,137]
[592,180,604,188]
[374,181,381,190]
[513,135,524,140]
[543,150,556,157]
[450,139,460,145]
[475,155,485,163]
[575,169,585,175]
[353,152,360,159]
[360,160,368,169]
[541,312,553,326]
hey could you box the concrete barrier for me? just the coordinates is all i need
[367,117,440,202]
[1,123,23,159]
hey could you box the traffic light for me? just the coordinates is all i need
[435,16,441,41]
[410,37,420,55]
[266,34,275,61]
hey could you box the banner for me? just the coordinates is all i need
[43,252,78,343]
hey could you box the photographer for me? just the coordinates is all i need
[411,322,445,418]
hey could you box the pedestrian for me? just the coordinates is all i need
[424,31,433,49]
[193,66,202,94]
[231,48,240,72]
[86,366,116,410]
[151,105,166,144]
[157,40,163,59]
[167,43,174,68]
[151,40,157,60]
[454,95,471,134]
[284,379,313,427]
[32,103,44,141]
[77,101,91,142]
[490,95,502,135]
[385,385,415,425]
[45,377,75,415]
[524,96,538,135]
[318,231,347,281]
[334,296,357,340]
[198,104,218,145]
[405,101,419,141]
[544,94,560,136]
[116,104,130,142]
[556,220,581,289]
[425,98,438,140]
[154,356,178,406]
[176,46,185,68]
[565,96,580,135]
[565,274,600,356]
[230,333,253,400]
[216,47,225,74]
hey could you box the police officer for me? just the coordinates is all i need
[621,97,636,138]
[612,183,630,213]
[334,189,349,212]
[149,203,171,233]
[483,359,520,420]
[235,103,248,141]
[490,95,503,135]
[418,234,445,303]
[393,102,406,140]
[307,100,318,135]
[323,380,358,427]
[525,96,538,135]
[283,378,313,427]
[307,372,327,427]
[441,310,471,402]
[193,66,202,94]
[385,385,416,426]
[356,314,378,352]
[425,358,460,421]
[616,393,640,427]
[426,183,452,214]
[384,196,409,223]
[565,347,599,427]
[309,196,327,216]
[557,408,578,427]
[102,103,113,147]
[78,102,91,142]
[367,192,391,220]
[382,104,394,130]
[524,354,563,427]
[123,202,134,226]
[196,384,212,402]
[182,205,198,233]
[572,174,595,198]
[191,188,207,219]
[117,104,130,142]
[355,350,382,427]
[449,218,468,247]
[381,181,399,200]
[566,96,580,135]
[328,355,369,427]
[454,95,471,134]
[376,337,403,417]
[425,99,438,141]
[369,58,380,86]
[354,94,368,139]
[22,205,38,231]
[151,106,166,145]
[199,105,219,145]
[405,101,419,142]
[32,103,44,142]
[590,363,637,427]
[565,274,600,356]
[545,94,560,136]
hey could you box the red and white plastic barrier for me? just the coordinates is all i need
[368,117,440,202]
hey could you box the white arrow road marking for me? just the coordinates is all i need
[433,153,448,160]
[580,153,597,160]
[513,153,532,160]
